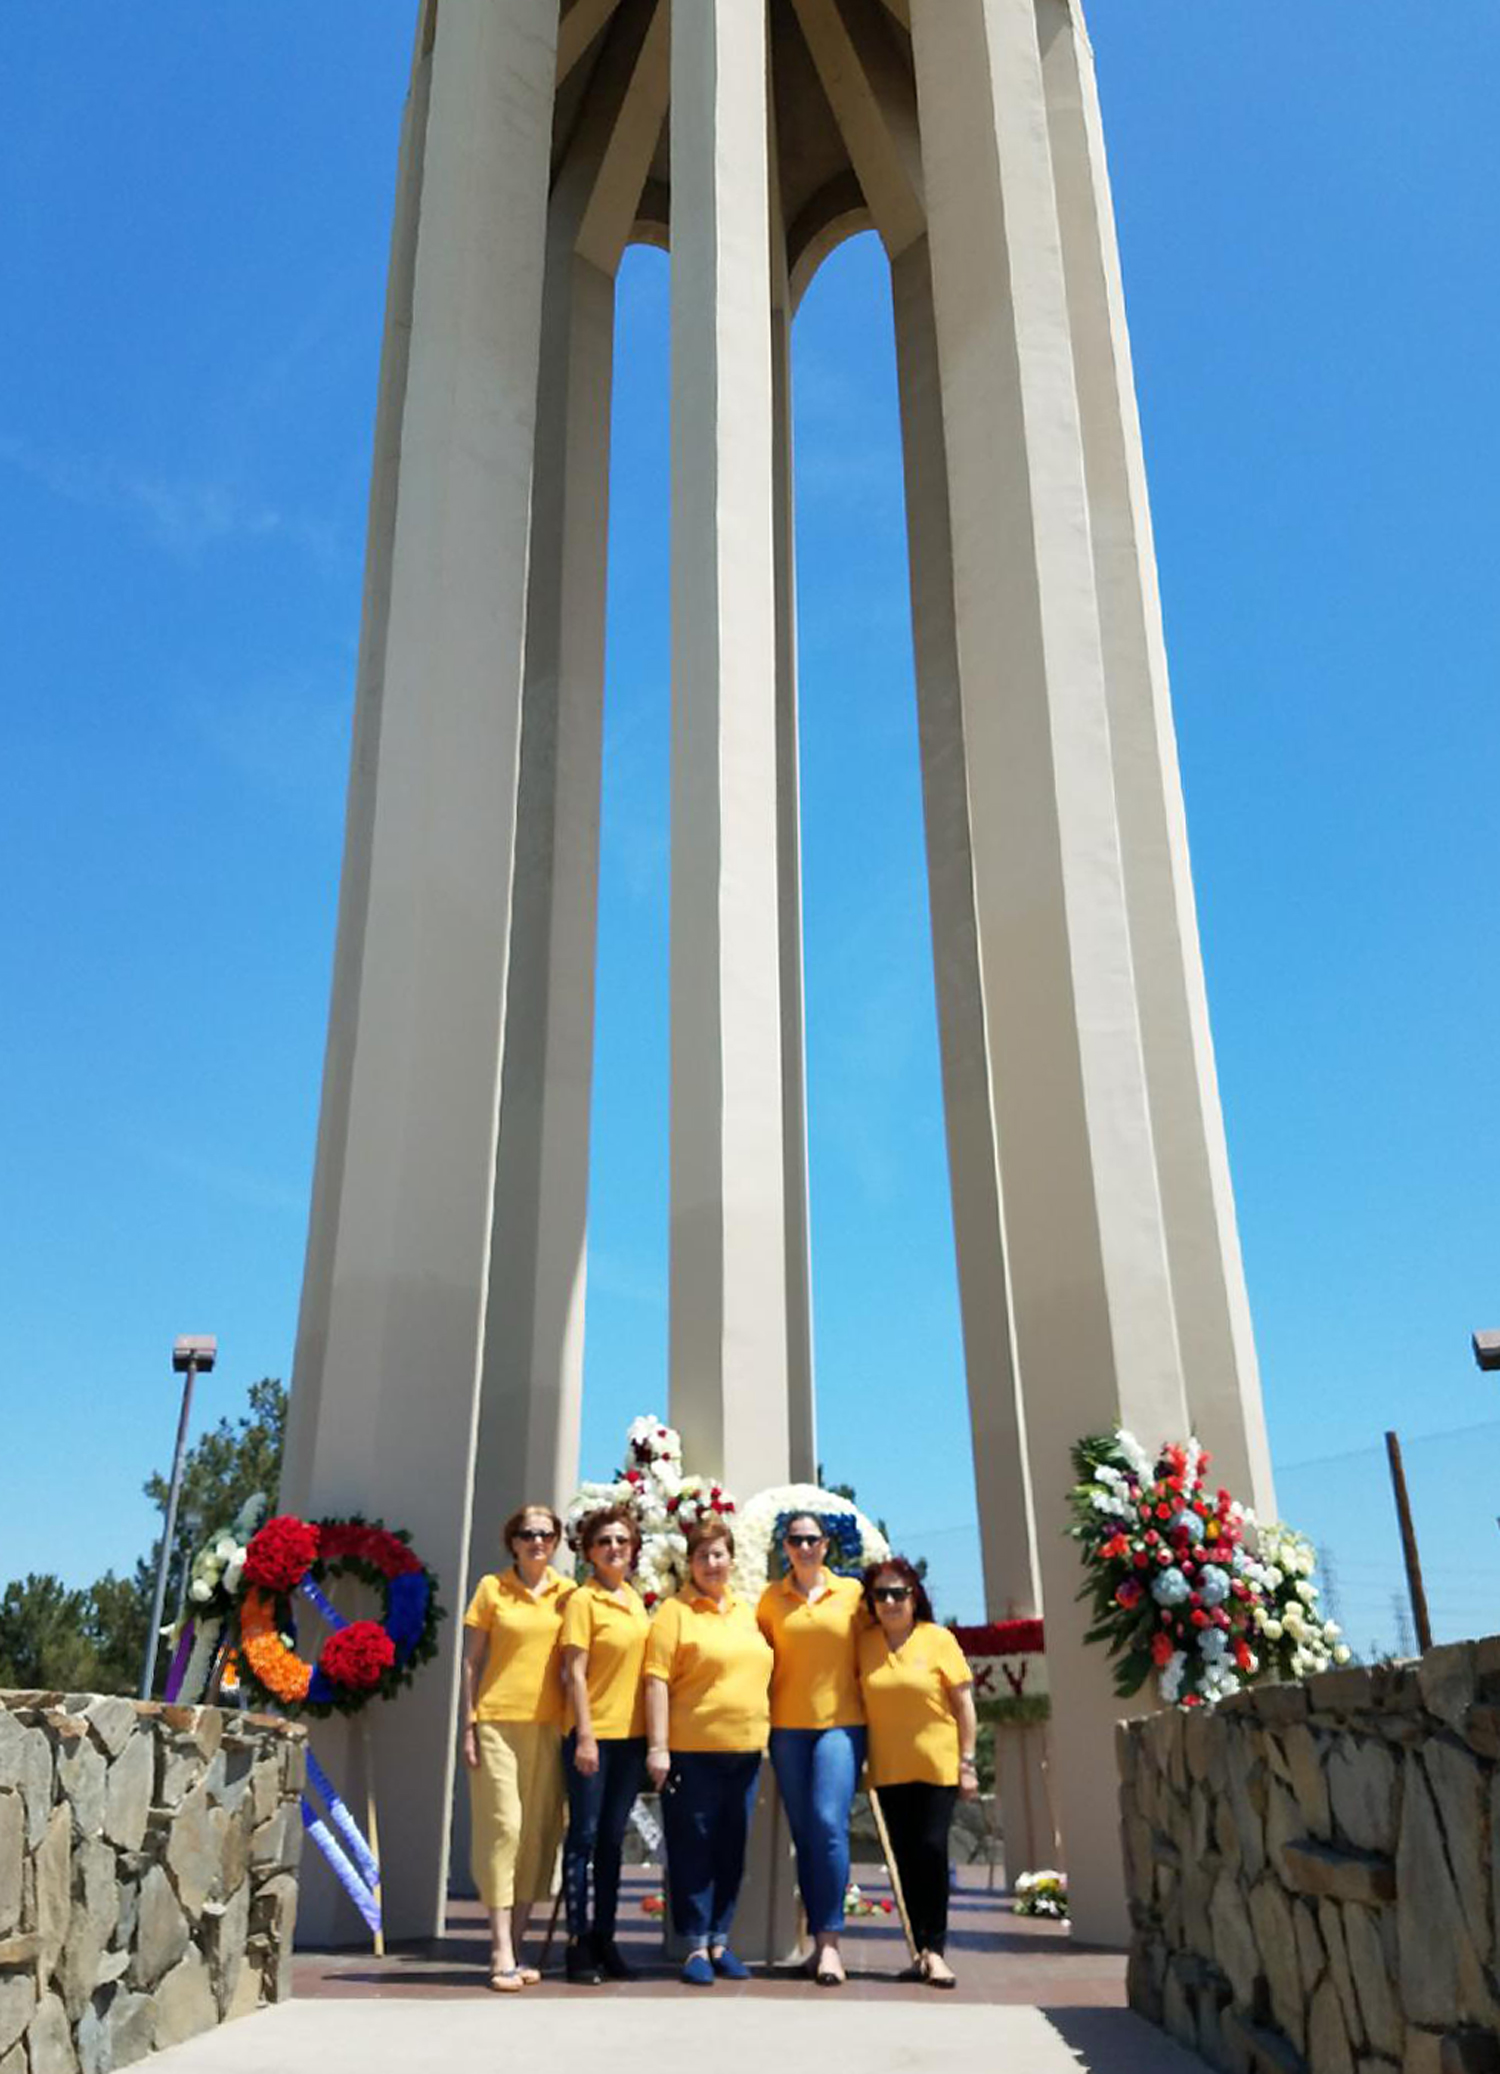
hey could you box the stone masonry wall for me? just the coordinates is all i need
[1117,1638,1500,2074]
[0,1691,305,2073]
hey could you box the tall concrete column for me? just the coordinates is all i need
[911,0,1189,1945]
[770,147,818,1487]
[470,245,613,1567]
[891,238,1040,1631]
[280,0,558,1942]
[1036,0,1275,1517]
[893,232,1056,1877]
[668,0,791,1496]
[470,0,670,1580]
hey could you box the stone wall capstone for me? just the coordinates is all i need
[1118,1637,1500,2074]
[0,1690,304,2073]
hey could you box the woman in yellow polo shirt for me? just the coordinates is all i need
[460,1503,573,1993]
[757,1510,866,1986]
[644,1516,774,1987]
[857,1556,978,1989]
[559,1504,650,1986]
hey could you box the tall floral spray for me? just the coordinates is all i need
[1069,1430,1348,1710]
[565,1416,736,1607]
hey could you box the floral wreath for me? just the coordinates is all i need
[232,1514,444,1718]
[731,1483,889,1603]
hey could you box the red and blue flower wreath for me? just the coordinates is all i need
[234,1514,444,1718]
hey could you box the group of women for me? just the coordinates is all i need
[461,1501,978,1994]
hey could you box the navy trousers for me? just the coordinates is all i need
[661,1749,762,1948]
[562,1732,647,1942]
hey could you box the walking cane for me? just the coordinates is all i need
[763,1771,784,1964]
[538,1886,564,1972]
[867,1786,918,1965]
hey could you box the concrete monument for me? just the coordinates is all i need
[281,0,1273,1948]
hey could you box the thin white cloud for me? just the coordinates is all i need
[131,1136,306,1217]
[0,432,339,567]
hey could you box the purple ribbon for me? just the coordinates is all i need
[301,1804,380,1934]
[162,1621,195,1704]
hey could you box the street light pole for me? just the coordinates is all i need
[140,1335,217,1700]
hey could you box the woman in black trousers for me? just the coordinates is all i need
[856,1556,978,1987]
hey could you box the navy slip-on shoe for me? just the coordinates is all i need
[681,1952,716,1987]
[711,1947,751,1980]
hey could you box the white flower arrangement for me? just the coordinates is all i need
[168,1490,268,1700]
[1246,1519,1351,1680]
[566,1426,893,1612]
[565,1417,737,1609]
[731,1484,890,1603]
[1014,1869,1069,1920]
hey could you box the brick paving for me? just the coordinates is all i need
[293,1863,1130,2009]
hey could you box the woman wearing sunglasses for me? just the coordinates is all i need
[756,1511,867,1986]
[857,1556,978,1989]
[460,1504,574,1993]
[558,1504,651,1986]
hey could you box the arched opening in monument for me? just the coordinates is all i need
[578,241,673,1471]
[789,228,982,1620]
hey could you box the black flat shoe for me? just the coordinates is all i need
[593,1936,637,1982]
[565,1939,603,1986]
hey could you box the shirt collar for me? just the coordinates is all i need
[683,1586,738,1615]
[503,1565,564,1599]
[778,1567,833,1600]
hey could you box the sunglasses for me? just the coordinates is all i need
[515,1527,557,1544]
[873,1585,912,1603]
[786,1533,825,1549]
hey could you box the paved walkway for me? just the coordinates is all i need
[149,1870,1204,2073]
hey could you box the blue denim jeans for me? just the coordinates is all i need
[562,1732,646,1942]
[661,1750,762,1948]
[768,1725,866,1934]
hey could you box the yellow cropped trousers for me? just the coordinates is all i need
[468,1721,565,1909]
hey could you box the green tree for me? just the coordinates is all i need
[0,1574,99,1689]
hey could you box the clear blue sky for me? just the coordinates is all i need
[3,4,1498,1646]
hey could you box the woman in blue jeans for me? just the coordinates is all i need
[644,1516,774,1986]
[560,1506,650,1985]
[757,1512,867,1986]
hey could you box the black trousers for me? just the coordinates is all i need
[878,1781,957,1956]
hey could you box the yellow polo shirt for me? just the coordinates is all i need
[561,1579,650,1739]
[857,1622,973,1788]
[644,1588,773,1753]
[464,1567,573,1726]
[756,1572,866,1730]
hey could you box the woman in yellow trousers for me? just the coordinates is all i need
[460,1503,573,1992]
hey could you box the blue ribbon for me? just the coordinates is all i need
[298,1575,349,1631]
[304,1746,382,1894]
[301,1804,381,1935]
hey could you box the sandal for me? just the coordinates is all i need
[924,1956,957,1991]
[488,1969,524,1995]
[815,1959,846,1987]
[516,1966,541,1986]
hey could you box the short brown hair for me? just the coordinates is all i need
[579,1504,641,1564]
[685,1515,735,1560]
[861,1555,934,1625]
[502,1503,562,1554]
